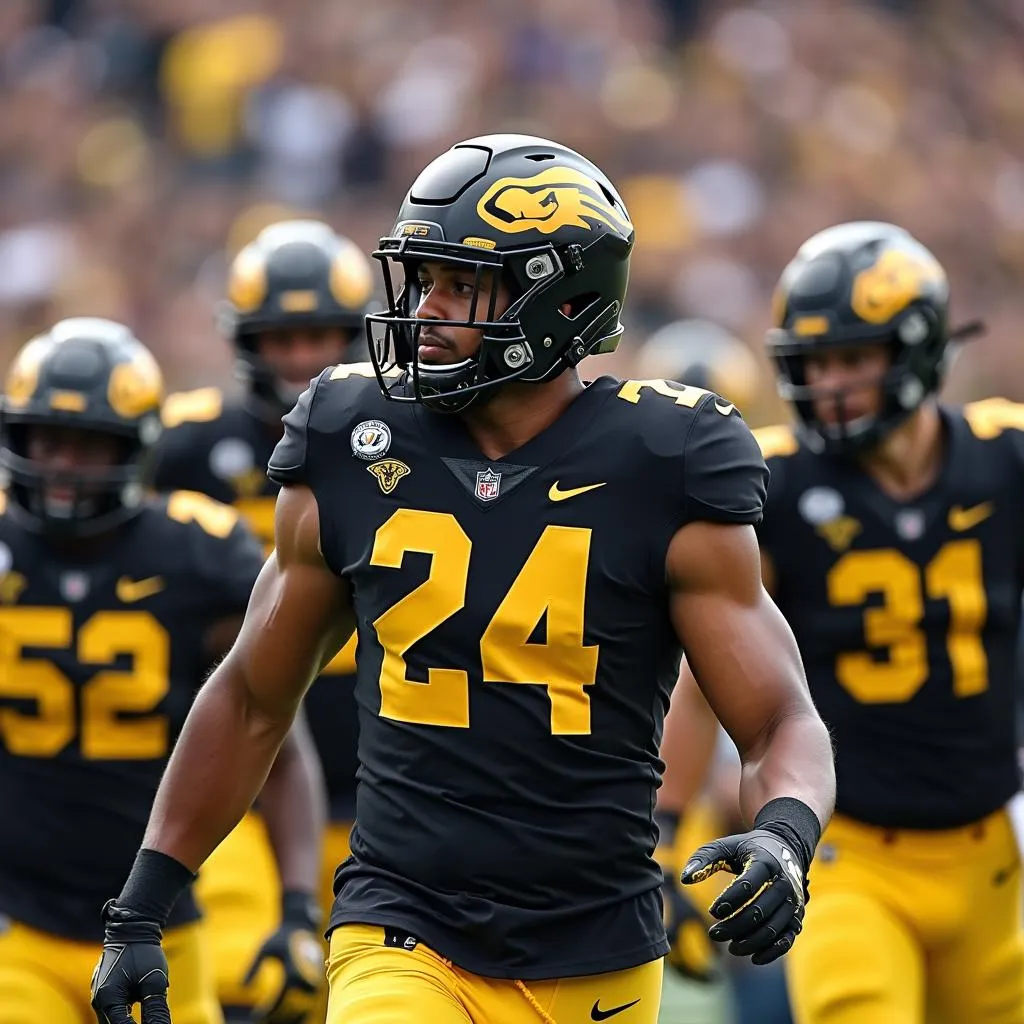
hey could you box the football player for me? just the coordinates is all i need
[0,318,323,1024]
[92,135,835,1024]
[150,220,373,1023]
[640,323,770,1024]
[673,221,1024,1023]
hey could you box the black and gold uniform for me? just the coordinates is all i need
[761,222,1024,1024]
[268,365,766,992]
[0,318,265,1024]
[149,219,371,1015]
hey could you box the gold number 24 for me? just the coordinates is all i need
[0,609,170,759]
[827,539,987,703]
[370,509,599,735]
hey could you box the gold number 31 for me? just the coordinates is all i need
[827,540,987,703]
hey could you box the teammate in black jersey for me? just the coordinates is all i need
[667,221,1024,1024]
[0,318,323,1024]
[94,136,834,1024]
[150,219,372,1023]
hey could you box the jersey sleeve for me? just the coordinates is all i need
[679,396,769,527]
[750,424,798,553]
[267,371,328,487]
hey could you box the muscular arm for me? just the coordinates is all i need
[143,484,354,871]
[667,520,835,829]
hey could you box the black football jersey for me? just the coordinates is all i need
[755,399,1024,831]
[267,366,767,978]
[0,490,263,940]
[151,388,359,818]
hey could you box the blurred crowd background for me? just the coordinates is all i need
[4,0,1024,427]
[6,3,1023,1021]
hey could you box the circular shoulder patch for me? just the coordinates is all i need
[797,486,844,525]
[351,420,391,461]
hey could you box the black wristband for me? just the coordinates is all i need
[654,809,681,850]
[281,888,321,928]
[116,848,196,927]
[754,797,822,875]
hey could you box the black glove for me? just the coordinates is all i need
[243,890,324,1024]
[91,900,171,1024]
[681,829,808,966]
[662,867,719,983]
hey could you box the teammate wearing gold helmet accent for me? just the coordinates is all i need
[148,221,373,1024]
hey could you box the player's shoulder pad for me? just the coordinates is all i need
[962,397,1024,440]
[679,389,769,526]
[267,362,394,487]
[161,387,225,430]
[612,379,768,525]
[157,489,243,541]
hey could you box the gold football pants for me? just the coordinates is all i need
[0,917,221,1024]
[326,924,664,1024]
[195,810,281,1011]
[787,808,1024,1024]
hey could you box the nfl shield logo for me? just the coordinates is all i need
[475,468,501,502]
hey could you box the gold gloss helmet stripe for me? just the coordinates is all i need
[107,346,164,420]
[3,334,58,410]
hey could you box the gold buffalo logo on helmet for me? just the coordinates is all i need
[107,349,164,419]
[4,335,56,410]
[477,167,632,236]
[850,248,947,326]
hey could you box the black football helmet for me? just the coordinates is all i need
[366,134,635,412]
[637,319,763,412]
[222,219,374,418]
[0,317,163,536]
[767,221,983,455]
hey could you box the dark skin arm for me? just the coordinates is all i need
[144,484,353,871]
[666,520,835,829]
[201,615,327,893]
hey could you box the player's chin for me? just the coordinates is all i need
[417,345,461,365]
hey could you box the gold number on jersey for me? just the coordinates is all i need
[826,539,988,703]
[371,510,472,728]
[167,490,239,538]
[79,612,171,758]
[616,379,711,408]
[0,609,171,758]
[370,510,598,735]
[480,526,598,734]
[0,608,75,756]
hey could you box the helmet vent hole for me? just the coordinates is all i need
[525,153,556,161]
[561,293,600,320]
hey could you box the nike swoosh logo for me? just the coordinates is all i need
[591,998,641,1021]
[548,481,606,502]
[948,502,994,532]
[116,576,165,603]
[714,401,735,416]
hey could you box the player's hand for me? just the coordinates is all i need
[662,867,719,982]
[91,900,171,1024]
[243,890,324,1024]
[681,829,808,966]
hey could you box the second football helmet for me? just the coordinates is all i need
[767,221,982,455]
[222,219,374,417]
[1,317,164,536]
